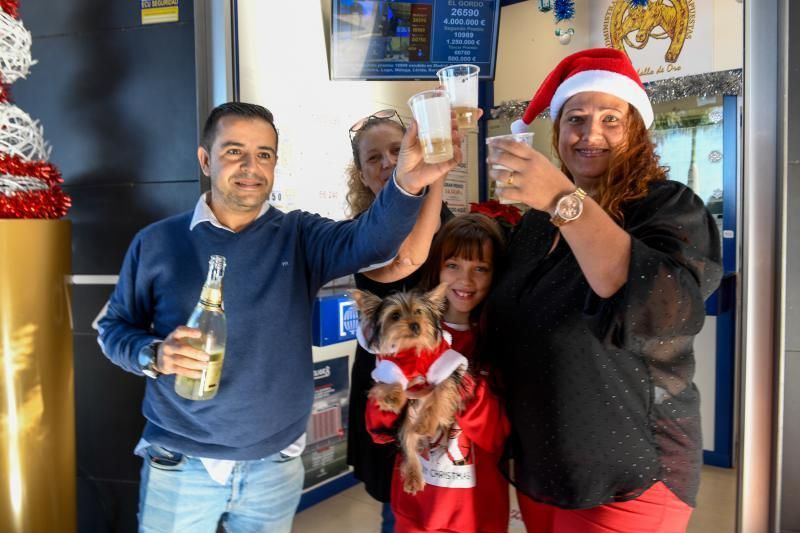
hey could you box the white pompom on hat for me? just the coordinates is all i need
[510,47,653,134]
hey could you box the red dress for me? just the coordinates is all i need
[366,323,511,533]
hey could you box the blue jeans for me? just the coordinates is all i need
[138,445,304,533]
[381,502,395,533]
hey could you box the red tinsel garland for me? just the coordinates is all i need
[0,186,71,218]
[1,0,19,18]
[0,153,63,186]
[0,154,72,218]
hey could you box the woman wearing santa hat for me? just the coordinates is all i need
[483,48,722,532]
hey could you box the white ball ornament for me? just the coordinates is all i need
[555,27,575,45]
[0,103,50,161]
[0,10,35,84]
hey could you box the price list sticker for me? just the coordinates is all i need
[437,0,497,65]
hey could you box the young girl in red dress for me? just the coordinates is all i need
[366,213,510,533]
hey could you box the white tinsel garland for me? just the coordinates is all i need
[492,69,743,122]
[0,10,35,84]
[0,173,49,195]
[0,103,50,161]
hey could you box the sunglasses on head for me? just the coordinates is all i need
[348,109,405,142]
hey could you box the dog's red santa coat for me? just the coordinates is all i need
[358,327,468,392]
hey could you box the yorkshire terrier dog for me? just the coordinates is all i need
[351,283,470,495]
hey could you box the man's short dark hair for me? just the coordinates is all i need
[200,102,279,152]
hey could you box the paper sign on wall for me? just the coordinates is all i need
[302,356,350,489]
[444,136,469,215]
[141,0,179,25]
[591,0,713,82]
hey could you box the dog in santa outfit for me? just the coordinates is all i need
[351,283,471,494]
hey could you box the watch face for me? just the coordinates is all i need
[557,194,583,221]
[138,348,154,368]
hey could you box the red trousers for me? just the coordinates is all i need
[395,513,506,533]
[517,482,693,533]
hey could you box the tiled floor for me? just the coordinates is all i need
[687,466,737,533]
[292,466,737,532]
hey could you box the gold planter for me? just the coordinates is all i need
[0,220,75,533]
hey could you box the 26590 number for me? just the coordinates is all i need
[450,8,479,17]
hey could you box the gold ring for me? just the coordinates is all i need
[506,172,515,186]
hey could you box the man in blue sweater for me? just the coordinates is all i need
[96,102,461,532]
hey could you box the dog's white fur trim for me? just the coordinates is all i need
[426,349,468,385]
[371,349,467,390]
[362,320,462,390]
[372,360,409,389]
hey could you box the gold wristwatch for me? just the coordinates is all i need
[550,187,588,227]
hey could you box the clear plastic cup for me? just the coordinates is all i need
[486,132,535,203]
[437,64,480,130]
[408,89,454,164]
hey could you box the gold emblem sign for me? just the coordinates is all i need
[605,0,694,64]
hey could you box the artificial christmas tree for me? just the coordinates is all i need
[0,2,76,531]
[0,1,70,218]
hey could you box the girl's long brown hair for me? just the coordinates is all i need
[420,213,506,300]
[420,214,506,367]
[552,105,667,224]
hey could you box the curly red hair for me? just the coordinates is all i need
[552,105,667,224]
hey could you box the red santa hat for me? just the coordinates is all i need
[510,47,653,134]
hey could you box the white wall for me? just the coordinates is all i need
[713,0,744,72]
[237,0,479,219]
[494,1,592,104]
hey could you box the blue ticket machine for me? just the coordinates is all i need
[300,290,360,510]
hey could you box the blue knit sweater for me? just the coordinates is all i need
[97,181,423,460]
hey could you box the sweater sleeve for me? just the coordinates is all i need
[299,176,425,287]
[455,376,510,454]
[365,397,401,445]
[583,181,723,359]
[95,233,159,375]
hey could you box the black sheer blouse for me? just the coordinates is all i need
[486,180,722,509]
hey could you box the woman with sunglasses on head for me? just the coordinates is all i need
[345,109,457,532]
[346,109,451,281]
[484,49,722,532]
